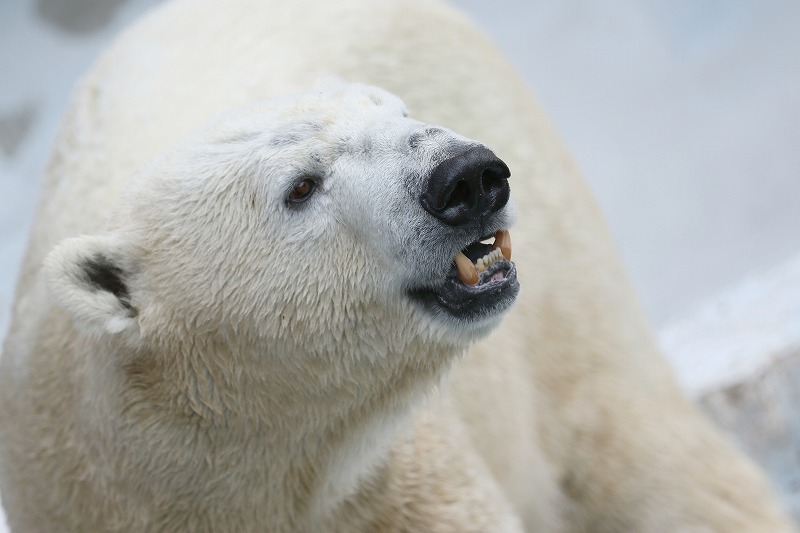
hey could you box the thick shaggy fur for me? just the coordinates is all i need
[0,0,793,531]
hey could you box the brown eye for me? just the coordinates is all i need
[287,178,317,204]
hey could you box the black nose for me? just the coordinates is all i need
[420,146,511,226]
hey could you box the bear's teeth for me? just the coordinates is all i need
[454,251,479,285]
[493,229,511,260]
[476,248,504,272]
[454,230,512,284]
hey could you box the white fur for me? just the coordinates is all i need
[0,0,794,532]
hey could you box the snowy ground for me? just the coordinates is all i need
[2,0,799,528]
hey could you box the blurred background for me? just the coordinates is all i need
[1,0,799,527]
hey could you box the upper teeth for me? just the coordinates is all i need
[454,250,480,286]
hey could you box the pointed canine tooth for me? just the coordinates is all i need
[455,251,479,285]
[494,229,512,260]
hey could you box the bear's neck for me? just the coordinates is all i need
[110,333,463,527]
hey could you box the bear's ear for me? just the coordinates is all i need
[44,234,140,340]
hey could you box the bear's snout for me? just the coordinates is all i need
[420,146,510,227]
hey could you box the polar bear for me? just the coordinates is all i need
[0,0,793,532]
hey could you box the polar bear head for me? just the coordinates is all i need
[45,83,518,382]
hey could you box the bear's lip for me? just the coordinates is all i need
[407,230,519,322]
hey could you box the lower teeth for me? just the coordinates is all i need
[453,230,513,285]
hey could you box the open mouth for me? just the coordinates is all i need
[409,229,519,322]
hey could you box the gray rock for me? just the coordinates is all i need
[36,0,130,34]
[0,105,36,159]
[700,347,800,523]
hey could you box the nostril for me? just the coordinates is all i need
[482,165,508,198]
[445,181,473,211]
